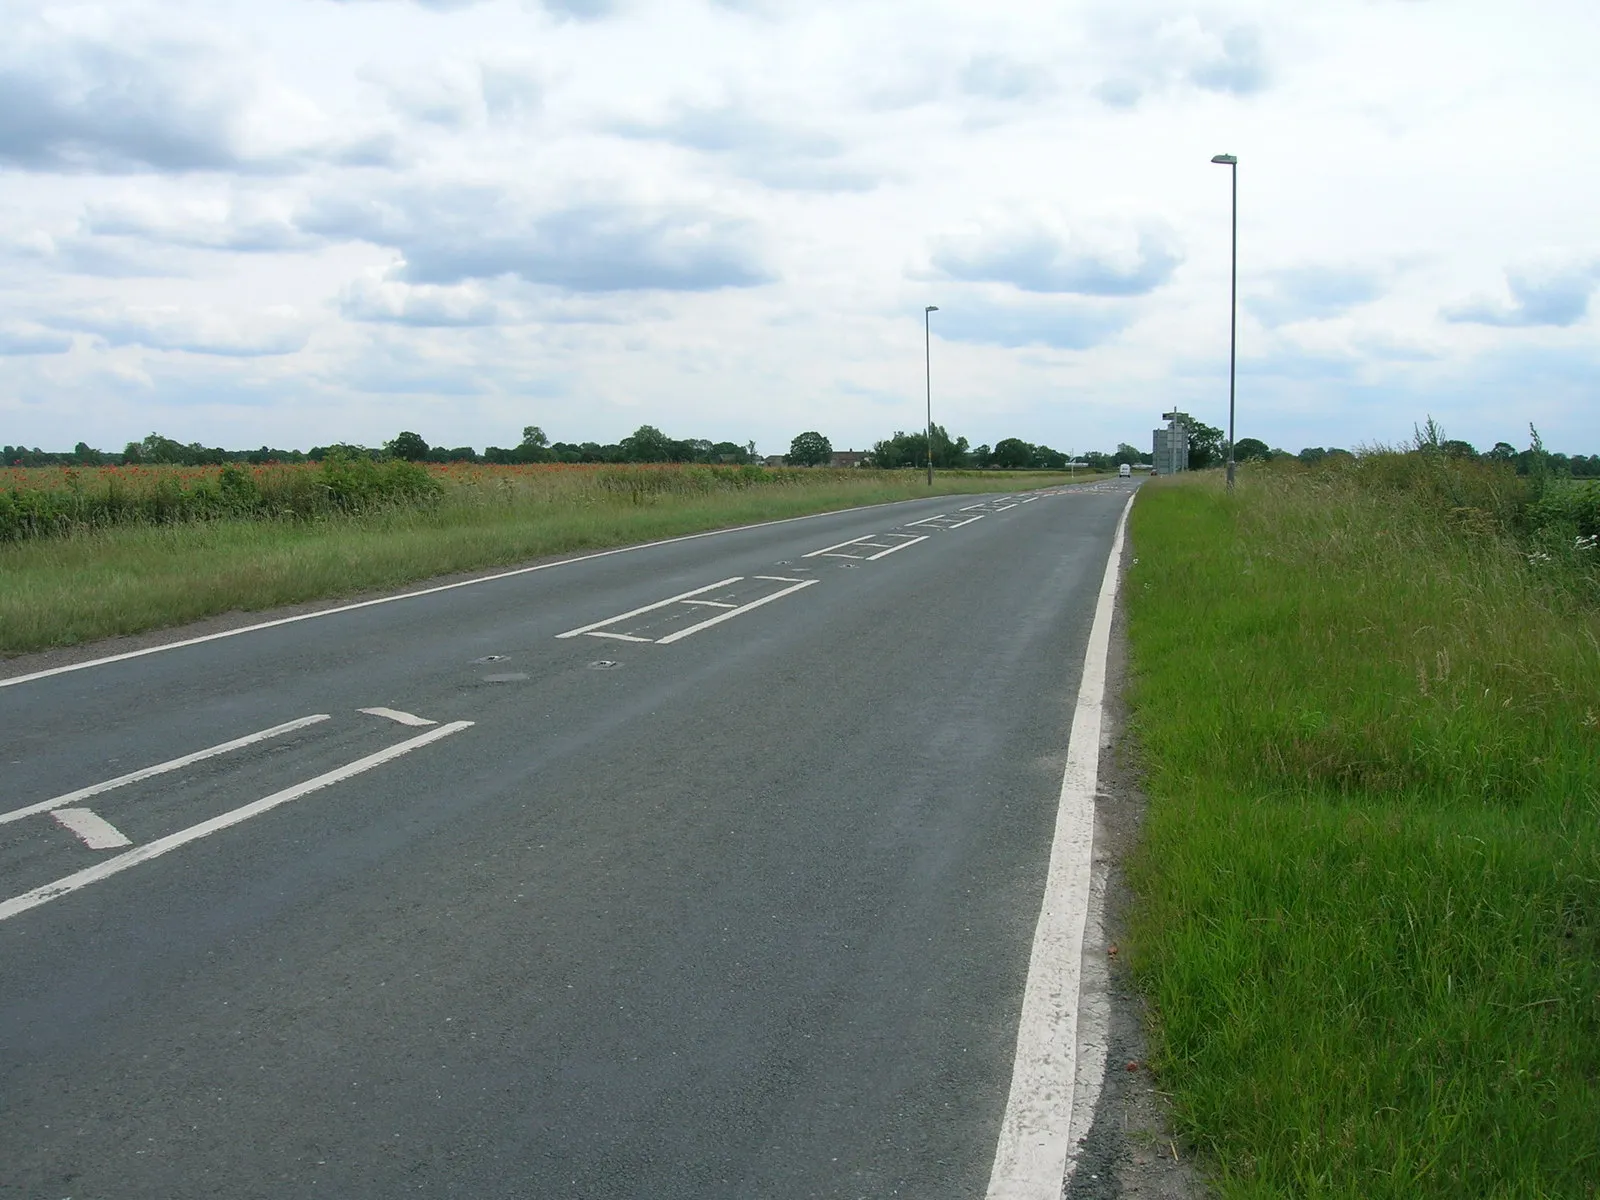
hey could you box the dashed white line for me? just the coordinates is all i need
[904,514,950,528]
[0,720,475,924]
[358,707,438,727]
[993,502,1018,512]
[52,807,132,850]
[864,535,929,560]
[584,631,653,642]
[556,578,743,639]
[654,579,819,644]
[681,599,739,608]
[0,715,332,826]
[985,492,1134,1200]
[947,515,985,529]
[959,503,988,511]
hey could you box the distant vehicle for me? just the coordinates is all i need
[1119,463,1132,478]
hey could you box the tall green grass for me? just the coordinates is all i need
[0,468,1088,656]
[1125,462,1600,1197]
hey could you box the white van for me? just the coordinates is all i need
[1119,463,1132,478]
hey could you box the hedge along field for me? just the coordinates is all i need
[0,460,1091,656]
[1123,458,1600,1197]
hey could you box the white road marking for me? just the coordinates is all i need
[680,599,739,608]
[555,578,743,639]
[959,503,988,511]
[0,721,474,924]
[0,499,944,692]
[802,535,876,559]
[358,707,437,727]
[947,515,985,529]
[52,807,133,850]
[0,715,332,826]
[985,491,1134,1200]
[904,514,949,527]
[654,579,819,644]
[993,502,1018,512]
[753,575,807,583]
[1019,496,1040,504]
[864,535,929,560]
[584,631,653,642]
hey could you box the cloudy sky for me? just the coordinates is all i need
[2,0,1597,457]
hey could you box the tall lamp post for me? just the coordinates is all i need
[1211,153,1237,491]
[924,304,938,486]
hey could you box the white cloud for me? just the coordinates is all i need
[0,0,1596,457]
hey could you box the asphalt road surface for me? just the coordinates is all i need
[1,480,1136,1200]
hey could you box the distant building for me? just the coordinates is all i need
[829,450,868,468]
[763,455,787,467]
[1153,412,1190,475]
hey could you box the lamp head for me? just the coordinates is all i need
[926,305,939,312]
[1211,153,1237,164]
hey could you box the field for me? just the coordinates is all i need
[0,460,1093,656]
[1123,460,1600,1196]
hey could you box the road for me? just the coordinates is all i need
[0,480,1136,1199]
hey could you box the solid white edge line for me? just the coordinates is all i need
[802,536,874,558]
[864,535,930,561]
[555,577,743,638]
[52,807,133,850]
[985,492,1134,1200]
[0,493,977,691]
[654,579,820,645]
[0,714,333,826]
[357,707,438,727]
[0,720,475,924]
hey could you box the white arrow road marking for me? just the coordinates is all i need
[358,707,438,727]
[0,715,332,826]
[0,721,474,924]
[985,492,1134,1200]
[51,807,132,850]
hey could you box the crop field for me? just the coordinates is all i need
[1124,457,1599,1197]
[0,460,1093,655]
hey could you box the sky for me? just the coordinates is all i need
[1,0,1597,458]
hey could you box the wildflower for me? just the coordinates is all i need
[1575,534,1599,552]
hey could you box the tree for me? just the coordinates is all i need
[1114,442,1142,465]
[992,437,1034,469]
[786,430,832,467]
[1184,419,1224,470]
[386,431,429,461]
[1486,441,1518,464]
[1234,437,1271,462]
[620,425,671,462]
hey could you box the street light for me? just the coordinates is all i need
[924,305,939,486]
[1211,152,1237,491]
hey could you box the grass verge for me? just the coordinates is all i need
[1124,466,1600,1197]
[0,469,1090,656]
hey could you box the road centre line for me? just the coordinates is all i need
[1,496,971,691]
[555,578,743,639]
[0,714,332,826]
[864,535,929,560]
[654,579,819,645]
[985,492,1134,1200]
[358,707,437,727]
[0,720,474,925]
[946,515,984,529]
[52,807,132,850]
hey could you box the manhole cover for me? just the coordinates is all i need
[481,672,530,683]
[588,660,620,670]
[837,563,859,569]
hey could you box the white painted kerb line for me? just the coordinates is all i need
[0,720,474,924]
[984,492,1134,1200]
[0,715,332,826]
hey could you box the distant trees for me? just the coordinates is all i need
[385,431,429,461]
[786,431,832,467]
[1234,437,1272,462]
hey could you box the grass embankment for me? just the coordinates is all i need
[0,464,1090,656]
[1125,463,1599,1197]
